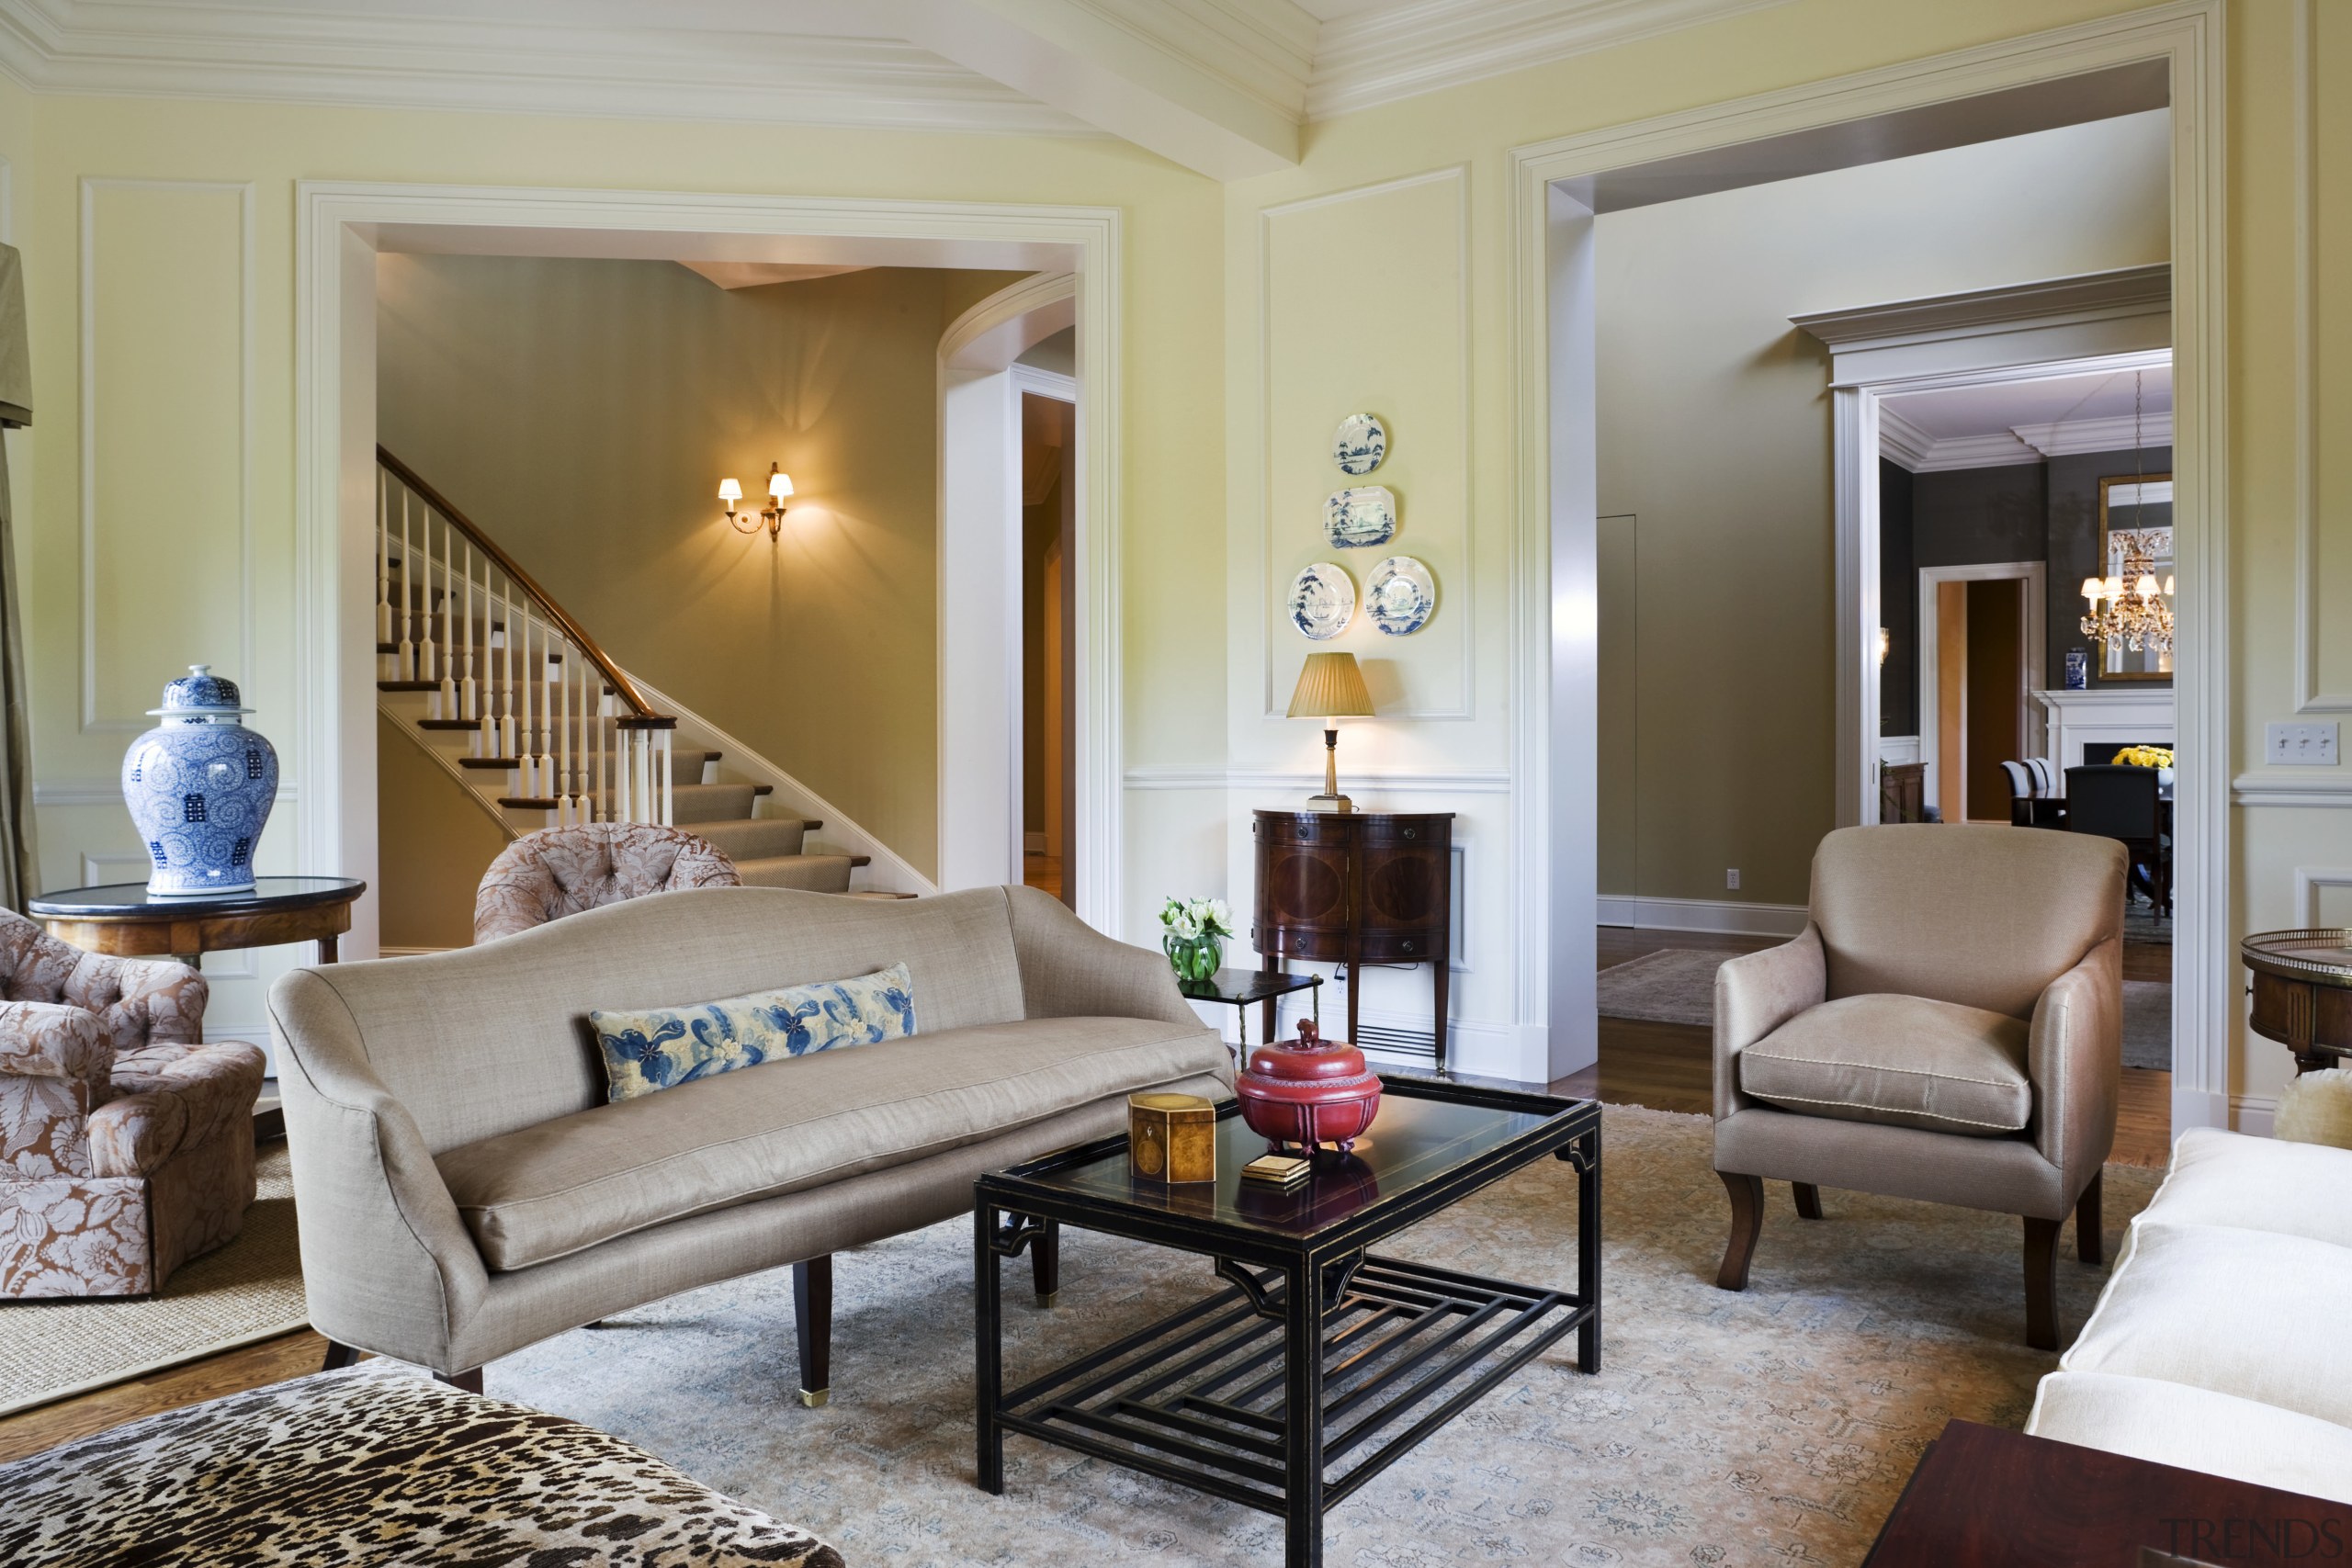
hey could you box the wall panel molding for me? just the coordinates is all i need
[77,176,254,735]
[2290,0,2346,713]
[2293,865,2352,922]
[1258,164,1473,722]
[2232,772,2352,808]
[1125,763,1509,792]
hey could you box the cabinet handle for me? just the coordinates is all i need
[1403,827,1418,840]
[1401,940,1417,953]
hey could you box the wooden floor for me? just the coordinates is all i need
[0,923,2176,1466]
[1023,850,1064,900]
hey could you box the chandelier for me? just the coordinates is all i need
[2080,370,2175,657]
[2080,531,2174,654]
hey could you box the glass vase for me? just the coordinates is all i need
[1163,931,1224,987]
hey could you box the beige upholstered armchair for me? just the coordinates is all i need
[0,909,265,1297]
[473,823,740,943]
[1712,824,2126,1349]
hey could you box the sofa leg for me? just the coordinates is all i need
[320,1339,359,1372]
[1792,1182,1824,1220]
[1715,1171,1765,1291]
[2024,1216,2063,1352]
[795,1255,832,1408]
[2075,1172,2104,1266]
[435,1368,484,1394]
[1032,1218,1060,1307]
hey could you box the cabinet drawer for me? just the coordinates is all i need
[1359,930,1442,964]
[1359,815,1449,847]
[1254,810,1351,850]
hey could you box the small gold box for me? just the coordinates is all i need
[1128,1092,1216,1184]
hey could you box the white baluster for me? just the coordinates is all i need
[397,491,415,681]
[557,650,573,823]
[433,516,456,720]
[459,541,476,726]
[590,674,604,823]
[499,581,516,761]
[660,728,673,827]
[517,605,536,795]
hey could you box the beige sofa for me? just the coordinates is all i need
[2024,1126,2352,1503]
[269,886,1230,1398]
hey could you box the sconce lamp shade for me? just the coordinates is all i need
[768,468,794,500]
[1287,652,1374,721]
[718,478,742,504]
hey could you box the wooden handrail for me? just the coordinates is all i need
[376,446,662,720]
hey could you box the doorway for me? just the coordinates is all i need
[1917,562,2045,824]
[1018,357,1077,908]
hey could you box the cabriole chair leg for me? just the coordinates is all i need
[2075,1171,2104,1266]
[2024,1215,2064,1351]
[1715,1171,1766,1291]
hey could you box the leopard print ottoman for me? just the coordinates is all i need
[0,1361,843,1566]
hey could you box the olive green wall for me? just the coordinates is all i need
[376,715,509,951]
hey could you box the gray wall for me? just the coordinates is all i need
[2050,444,2172,690]
[1879,459,1917,737]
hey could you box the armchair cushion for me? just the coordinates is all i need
[437,1014,1230,1271]
[1738,993,2032,1136]
[0,1001,107,1083]
[88,1040,266,1179]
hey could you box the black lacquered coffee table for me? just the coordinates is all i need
[974,1077,1600,1568]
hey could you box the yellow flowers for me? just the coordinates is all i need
[2112,745,2175,770]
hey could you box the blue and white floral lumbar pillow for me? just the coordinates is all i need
[589,962,917,1101]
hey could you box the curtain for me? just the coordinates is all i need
[0,243,38,909]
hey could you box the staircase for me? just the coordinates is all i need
[375,447,872,893]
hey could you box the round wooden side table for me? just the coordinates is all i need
[2241,928,2352,1075]
[28,876,369,968]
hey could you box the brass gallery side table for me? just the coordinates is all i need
[28,876,369,969]
[2241,928,2352,1076]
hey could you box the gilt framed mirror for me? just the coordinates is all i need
[2097,473,2174,680]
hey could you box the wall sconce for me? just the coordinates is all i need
[718,463,796,541]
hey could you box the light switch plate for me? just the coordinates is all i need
[2267,721,2340,765]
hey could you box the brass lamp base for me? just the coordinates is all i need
[1306,793,1355,812]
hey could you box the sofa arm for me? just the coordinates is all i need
[1713,925,1826,1122]
[268,969,491,1371]
[1003,886,1203,1027]
[0,1000,107,1082]
[2029,933,2121,1192]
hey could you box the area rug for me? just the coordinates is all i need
[0,1145,306,1417]
[1599,949,2176,1072]
[483,1105,2156,1568]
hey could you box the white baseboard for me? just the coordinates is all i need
[2230,1094,2277,1138]
[2171,1084,2230,1134]
[1596,895,1808,938]
[1191,997,1533,1083]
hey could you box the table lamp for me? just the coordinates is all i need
[1287,651,1374,812]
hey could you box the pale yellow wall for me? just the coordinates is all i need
[1593,110,2170,906]
[376,714,508,951]
[2227,0,2352,1117]
[377,255,1023,880]
[0,94,1226,1040]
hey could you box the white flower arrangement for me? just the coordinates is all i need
[1159,896,1236,942]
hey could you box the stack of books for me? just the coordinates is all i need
[1240,1153,1311,1190]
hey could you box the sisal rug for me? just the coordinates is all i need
[480,1105,2156,1568]
[0,1145,306,1417]
[1599,949,2175,1071]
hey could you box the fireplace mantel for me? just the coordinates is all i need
[2033,688,2176,784]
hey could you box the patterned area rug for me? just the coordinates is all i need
[0,1145,305,1417]
[481,1105,2155,1568]
[1598,950,2175,1071]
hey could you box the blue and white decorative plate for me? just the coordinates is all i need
[1325,486,1396,549]
[1333,412,1386,476]
[1365,556,1436,637]
[1287,562,1356,641]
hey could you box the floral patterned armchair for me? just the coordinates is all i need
[0,909,264,1297]
[472,823,741,943]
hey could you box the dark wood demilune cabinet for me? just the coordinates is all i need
[1251,809,1454,1074]
[1880,761,1928,824]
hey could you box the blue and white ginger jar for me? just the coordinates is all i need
[120,664,278,895]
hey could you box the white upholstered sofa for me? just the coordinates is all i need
[2025,1126,2352,1503]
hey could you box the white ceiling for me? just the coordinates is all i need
[1880,364,2173,473]
[0,0,1797,179]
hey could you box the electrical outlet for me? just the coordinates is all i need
[1725,868,1741,891]
[2267,722,2340,766]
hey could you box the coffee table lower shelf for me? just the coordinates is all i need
[989,1254,1590,1524]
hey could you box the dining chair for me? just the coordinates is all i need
[2064,764,2168,915]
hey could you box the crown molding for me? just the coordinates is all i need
[2012,410,2174,457]
[0,0,1099,139]
[1306,0,1796,120]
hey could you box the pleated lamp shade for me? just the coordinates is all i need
[1287,652,1374,720]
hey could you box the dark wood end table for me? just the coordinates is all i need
[28,876,369,968]
[1865,1419,2352,1566]
[1179,965,1323,1061]
[2242,929,2352,1076]
[975,1077,1600,1568]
